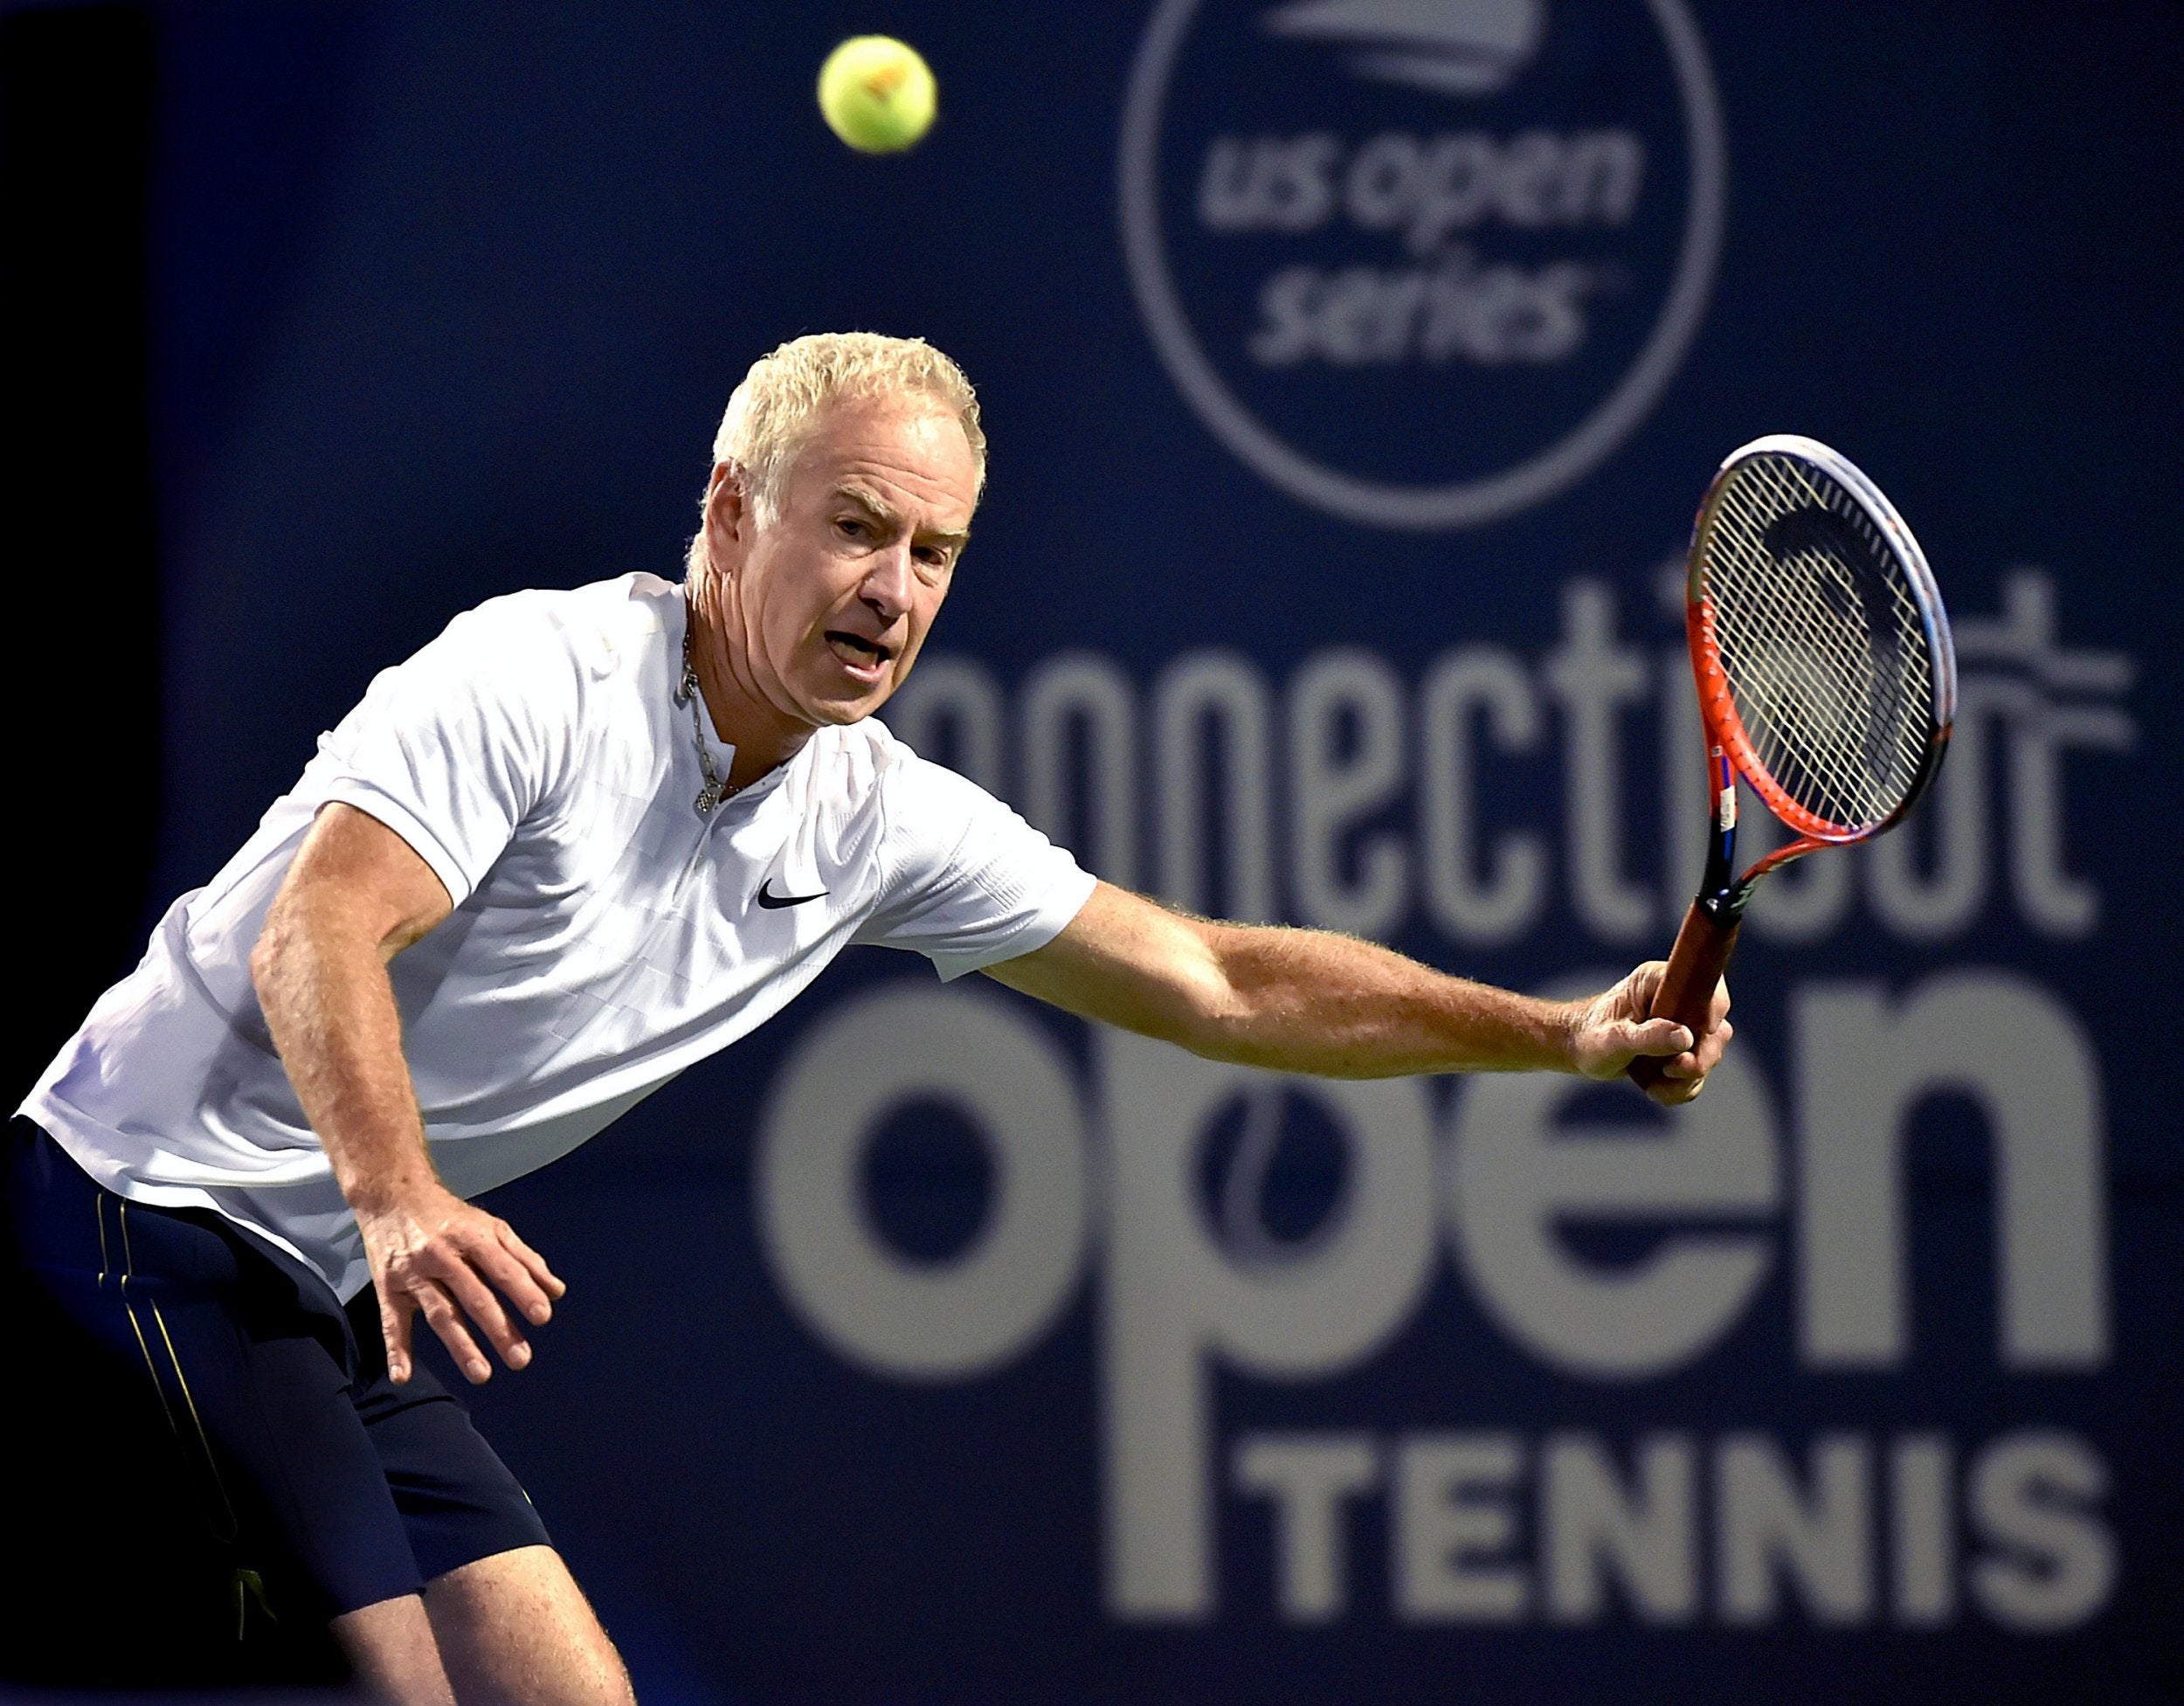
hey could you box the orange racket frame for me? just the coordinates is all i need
[1630,436,1956,1091]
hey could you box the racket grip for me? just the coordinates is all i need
[1626,901,1740,1091]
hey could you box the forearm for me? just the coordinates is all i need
[997,884,1717,1097]
[247,806,553,1385]
[1189,922,1579,1077]
[251,898,439,1212]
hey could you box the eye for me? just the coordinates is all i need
[836,516,869,540]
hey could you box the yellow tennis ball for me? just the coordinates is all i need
[817,36,936,154]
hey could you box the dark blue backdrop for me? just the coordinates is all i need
[100,1,2184,1699]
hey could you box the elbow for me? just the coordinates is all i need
[1169,946,1269,1066]
[1170,1006,1237,1065]
[248,920,280,1009]
[249,898,301,1009]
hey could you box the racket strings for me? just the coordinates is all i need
[1712,464,1929,824]
[1738,459,1931,784]
[1713,509,1925,825]
[1701,455,1935,832]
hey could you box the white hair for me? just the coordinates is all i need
[690,332,986,571]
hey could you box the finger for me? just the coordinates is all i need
[1694,1019,1735,1072]
[494,1223,567,1303]
[412,1277,493,1384]
[1630,1018,1696,1059]
[380,1292,417,1385]
[1646,1069,1705,1106]
[470,1231,556,1327]
[1662,1021,1732,1081]
[425,1252,530,1372]
[1711,980,1732,1024]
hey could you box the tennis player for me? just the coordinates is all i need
[11,333,1729,1703]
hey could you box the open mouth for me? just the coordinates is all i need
[825,631,895,677]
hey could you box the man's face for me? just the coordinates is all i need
[706,397,977,731]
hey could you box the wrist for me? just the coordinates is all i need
[340,1155,446,1220]
[1550,997,1591,1074]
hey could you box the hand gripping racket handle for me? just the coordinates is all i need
[1626,901,1740,1090]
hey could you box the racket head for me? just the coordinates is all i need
[1685,434,1957,846]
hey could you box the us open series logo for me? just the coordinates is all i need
[1119,0,1727,528]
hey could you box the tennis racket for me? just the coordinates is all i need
[1630,435,1957,1090]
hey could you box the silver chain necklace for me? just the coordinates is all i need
[679,618,737,816]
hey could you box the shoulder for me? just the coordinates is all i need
[844,722,1061,896]
[852,718,1001,825]
[372,576,679,734]
[341,576,680,772]
[793,718,912,829]
[787,719,1006,876]
[435,573,676,683]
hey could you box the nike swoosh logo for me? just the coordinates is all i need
[756,880,829,910]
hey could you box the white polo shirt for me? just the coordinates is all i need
[23,573,1096,1302]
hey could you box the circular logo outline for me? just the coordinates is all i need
[1118,0,1728,531]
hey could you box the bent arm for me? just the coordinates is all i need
[252,804,562,1381]
[251,803,453,1212]
[984,882,1729,1096]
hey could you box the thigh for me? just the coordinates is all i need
[424,1545,634,1706]
[7,1126,425,1628]
[331,1593,456,1706]
[346,1285,556,1582]
[199,1289,428,1620]
[3,1133,251,1682]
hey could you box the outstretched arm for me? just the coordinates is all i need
[252,803,564,1383]
[983,882,1731,1103]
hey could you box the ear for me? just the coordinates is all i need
[702,462,755,566]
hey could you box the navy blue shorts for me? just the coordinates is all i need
[5,1120,553,1625]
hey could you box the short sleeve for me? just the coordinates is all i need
[314,599,579,908]
[854,754,1098,981]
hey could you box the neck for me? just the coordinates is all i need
[684,570,812,791]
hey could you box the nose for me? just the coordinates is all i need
[860,541,913,623]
